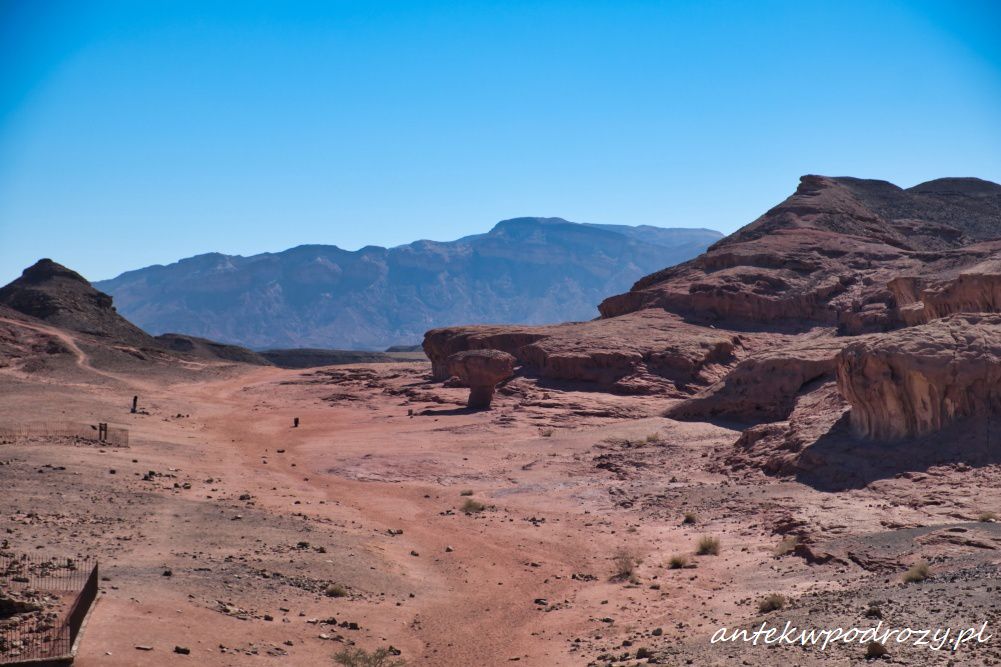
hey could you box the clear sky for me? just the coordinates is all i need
[2,0,1000,283]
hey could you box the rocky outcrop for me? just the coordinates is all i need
[668,337,850,423]
[446,349,516,408]
[0,259,154,346]
[426,175,1001,450]
[887,272,1001,327]
[155,333,272,365]
[0,260,270,367]
[836,314,1001,440]
[425,310,743,395]
[599,176,1001,331]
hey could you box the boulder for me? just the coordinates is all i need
[446,349,516,409]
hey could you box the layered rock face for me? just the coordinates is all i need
[599,175,1001,330]
[425,310,742,395]
[837,314,1001,440]
[427,176,1001,404]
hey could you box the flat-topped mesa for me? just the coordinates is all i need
[446,349,516,409]
[836,314,1001,440]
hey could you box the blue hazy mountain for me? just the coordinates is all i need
[95,218,722,350]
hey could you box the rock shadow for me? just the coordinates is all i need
[794,415,1001,491]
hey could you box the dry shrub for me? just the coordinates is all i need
[612,548,641,580]
[461,499,486,513]
[865,641,889,659]
[696,535,720,556]
[903,560,930,583]
[668,554,689,570]
[758,593,785,613]
[334,647,406,666]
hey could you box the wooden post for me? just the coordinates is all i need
[293,417,300,428]
[98,423,108,442]
[131,396,138,414]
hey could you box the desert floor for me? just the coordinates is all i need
[2,320,1001,666]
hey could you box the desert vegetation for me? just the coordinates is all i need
[757,593,786,613]
[333,647,406,667]
[461,498,486,513]
[903,561,930,583]
[696,535,720,556]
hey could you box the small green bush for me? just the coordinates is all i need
[324,583,348,598]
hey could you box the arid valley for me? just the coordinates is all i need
[4,175,1001,666]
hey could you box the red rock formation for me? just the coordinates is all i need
[425,310,742,395]
[446,349,516,408]
[836,314,1001,440]
[668,337,849,422]
[426,175,1001,447]
[0,259,154,346]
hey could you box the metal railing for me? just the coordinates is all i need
[0,554,99,665]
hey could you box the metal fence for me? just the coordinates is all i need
[0,421,128,447]
[0,554,99,665]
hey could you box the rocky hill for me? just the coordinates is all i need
[94,219,721,350]
[0,259,270,367]
[424,175,1001,477]
[0,259,155,346]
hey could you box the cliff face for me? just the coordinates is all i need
[425,175,1001,451]
[836,314,1001,440]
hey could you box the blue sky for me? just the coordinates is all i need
[2,0,1000,283]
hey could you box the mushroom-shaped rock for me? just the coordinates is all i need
[447,349,516,409]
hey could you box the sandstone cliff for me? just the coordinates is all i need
[425,175,1001,455]
[837,314,1001,440]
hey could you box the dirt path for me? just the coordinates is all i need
[0,316,153,390]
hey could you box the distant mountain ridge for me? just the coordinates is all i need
[95,218,722,350]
